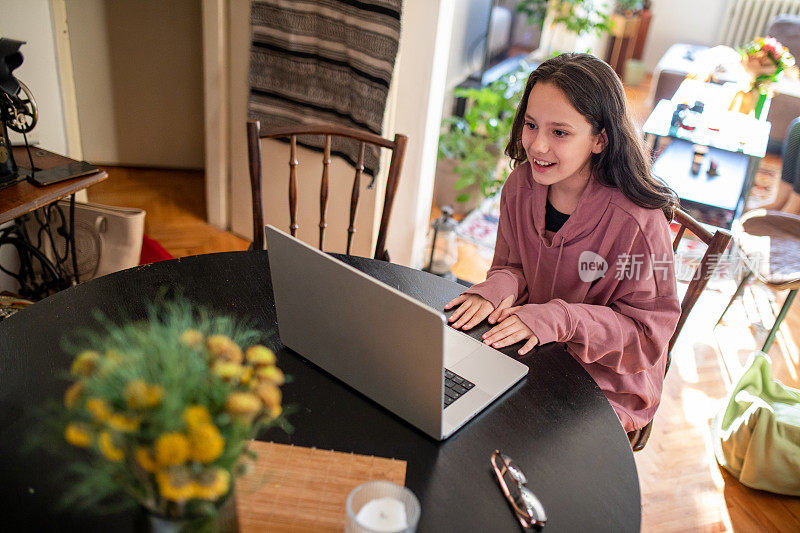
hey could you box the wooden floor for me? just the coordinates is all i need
[85,78,800,532]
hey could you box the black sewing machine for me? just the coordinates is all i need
[0,38,38,188]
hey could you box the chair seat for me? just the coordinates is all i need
[736,210,800,290]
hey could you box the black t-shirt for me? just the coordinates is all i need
[545,200,570,233]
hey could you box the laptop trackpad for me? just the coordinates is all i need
[444,327,483,368]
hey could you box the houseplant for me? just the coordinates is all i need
[437,69,527,208]
[516,0,613,37]
[50,296,286,531]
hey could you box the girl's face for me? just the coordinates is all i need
[521,82,605,190]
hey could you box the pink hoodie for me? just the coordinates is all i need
[464,162,681,432]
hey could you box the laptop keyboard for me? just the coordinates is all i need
[444,369,475,408]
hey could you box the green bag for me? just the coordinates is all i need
[711,352,800,495]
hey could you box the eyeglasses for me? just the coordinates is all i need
[490,450,547,530]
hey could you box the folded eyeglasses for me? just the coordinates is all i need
[490,450,547,530]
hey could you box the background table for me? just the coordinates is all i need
[0,251,641,531]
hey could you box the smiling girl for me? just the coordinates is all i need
[445,53,681,433]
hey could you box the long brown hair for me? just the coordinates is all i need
[506,53,677,219]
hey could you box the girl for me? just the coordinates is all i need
[445,53,681,433]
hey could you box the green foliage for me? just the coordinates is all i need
[33,293,286,520]
[438,69,527,202]
[614,0,643,13]
[516,0,614,37]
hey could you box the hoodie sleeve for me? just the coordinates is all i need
[512,226,681,374]
[461,181,528,308]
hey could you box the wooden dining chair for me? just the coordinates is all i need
[247,121,408,261]
[627,208,732,451]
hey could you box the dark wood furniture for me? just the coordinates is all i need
[0,147,108,299]
[247,122,408,260]
[0,147,107,224]
[717,210,800,354]
[627,208,732,451]
[0,251,641,532]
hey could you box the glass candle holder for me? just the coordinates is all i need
[345,481,421,533]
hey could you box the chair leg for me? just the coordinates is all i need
[761,289,798,354]
[717,270,753,326]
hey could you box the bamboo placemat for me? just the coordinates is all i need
[235,441,407,532]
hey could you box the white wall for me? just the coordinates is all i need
[385,0,455,267]
[0,0,69,154]
[64,0,204,168]
[641,0,729,72]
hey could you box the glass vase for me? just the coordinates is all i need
[139,490,238,533]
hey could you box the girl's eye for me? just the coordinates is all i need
[554,130,568,137]
[525,122,536,130]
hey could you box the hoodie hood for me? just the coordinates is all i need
[521,161,615,248]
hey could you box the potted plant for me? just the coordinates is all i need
[41,296,286,531]
[517,0,614,57]
[436,69,527,212]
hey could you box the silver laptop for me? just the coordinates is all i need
[265,225,528,440]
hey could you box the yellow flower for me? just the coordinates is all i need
[189,423,225,463]
[183,405,212,431]
[98,431,124,462]
[225,392,261,418]
[64,381,84,409]
[241,366,254,386]
[145,384,164,406]
[194,468,231,501]
[125,380,163,409]
[155,432,190,466]
[268,405,282,419]
[255,382,282,409]
[70,350,100,377]
[255,365,285,386]
[156,468,197,502]
[136,447,158,472]
[180,328,205,348]
[245,345,276,366]
[64,423,92,448]
[206,335,243,363]
[85,397,113,423]
[211,361,244,380]
[108,413,141,432]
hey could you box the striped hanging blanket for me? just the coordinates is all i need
[249,0,403,180]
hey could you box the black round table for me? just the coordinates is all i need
[0,251,640,532]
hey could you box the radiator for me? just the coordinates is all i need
[718,0,800,47]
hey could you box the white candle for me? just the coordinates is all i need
[355,496,409,532]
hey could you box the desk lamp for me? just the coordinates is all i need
[0,38,38,188]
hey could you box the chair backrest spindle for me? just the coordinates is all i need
[246,121,265,250]
[319,135,331,249]
[347,142,366,255]
[289,135,299,237]
[247,121,407,260]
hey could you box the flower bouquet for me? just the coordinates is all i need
[731,36,798,118]
[55,297,285,530]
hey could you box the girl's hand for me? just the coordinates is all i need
[444,294,514,331]
[482,309,539,355]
